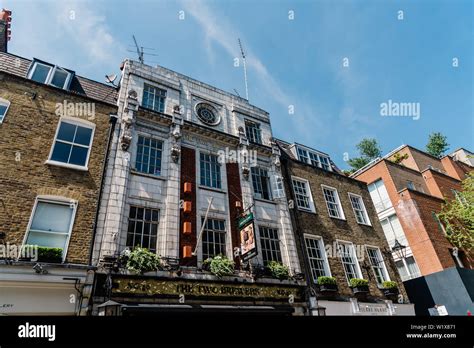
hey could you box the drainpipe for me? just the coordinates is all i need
[89,112,118,265]
[280,155,321,316]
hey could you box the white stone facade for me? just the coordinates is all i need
[93,60,300,273]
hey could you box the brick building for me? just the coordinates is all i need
[90,59,306,315]
[275,140,414,315]
[0,48,118,314]
[352,145,473,315]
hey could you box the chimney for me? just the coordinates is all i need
[0,9,12,53]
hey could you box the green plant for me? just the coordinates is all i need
[22,245,63,262]
[126,247,161,274]
[348,138,382,171]
[267,261,290,280]
[349,278,368,288]
[392,153,409,164]
[382,281,398,289]
[317,276,337,285]
[205,255,235,278]
[426,132,449,158]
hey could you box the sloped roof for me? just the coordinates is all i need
[0,52,117,105]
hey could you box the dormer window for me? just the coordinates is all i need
[296,146,332,171]
[28,60,73,90]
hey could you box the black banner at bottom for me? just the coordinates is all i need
[0,315,472,346]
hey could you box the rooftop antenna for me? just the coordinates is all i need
[238,38,249,101]
[132,35,144,64]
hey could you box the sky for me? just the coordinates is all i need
[3,0,473,169]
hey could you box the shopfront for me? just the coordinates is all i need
[92,273,307,316]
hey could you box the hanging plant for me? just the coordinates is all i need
[125,247,161,274]
[267,261,290,280]
[204,255,235,278]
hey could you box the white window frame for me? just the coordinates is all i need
[321,185,345,220]
[337,240,363,283]
[291,176,316,213]
[22,195,77,262]
[46,117,96,171]
[198,216,230,264]
[0,97,11,124]
[134,134,164,176]
[365,245,390,286]
[348,193,371,226]
[296,145,332,172]
[304,234,332,282]
[251,167,272,200]
[199,152,222,189]
[258,225,283,265]
[244,119,262,144]
[28,61,73,90]
[142,83,167,113]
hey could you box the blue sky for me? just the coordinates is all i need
[4,0,473,169]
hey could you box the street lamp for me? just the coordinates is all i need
[391,239,407,260]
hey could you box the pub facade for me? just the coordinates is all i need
[90,59,306,315]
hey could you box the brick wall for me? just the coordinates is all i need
[225,162,243,265]
[284,159,406,299]
[0,73,114,264]
[179,146,197,266]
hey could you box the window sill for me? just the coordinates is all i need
[328,216,347,221]
[357,222,372,227]
[297,207,316,214]
[198,185,226,194]
[130,169,166,181]
[45,160,88,172]
[254,197,277,205]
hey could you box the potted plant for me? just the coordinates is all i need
[349,278,369,294]
[317,276,338,292]
[382,281,399,296]
[204,255,235,278]
[267,261,290,280]
[125,247,161,274]
[37,247,63,263]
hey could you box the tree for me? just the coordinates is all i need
[347,138,382,171]
[437,172,474,254]
[426,132,449,158]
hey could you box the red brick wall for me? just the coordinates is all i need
[397,190,456,273]
[179,146,197,266]
[226,162,243,266]
[441,156,471,181]
[421,169,462,200]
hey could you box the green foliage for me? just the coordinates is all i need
[348,138,382,171]
[382,281,398,289]
[392,153,409,164]
[437,172,474,253]
[349,278,368,288]
[317,276,337,285]
[126,247,161,274]
[267,261,290,280]
[426,132,449,158]
[204,255,235,278]
[22,245,63,263]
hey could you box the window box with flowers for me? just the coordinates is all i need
[349,278,369,294]
[317,276,338,292]
[382,281,399,297]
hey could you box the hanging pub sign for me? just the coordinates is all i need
[238,212,257,261]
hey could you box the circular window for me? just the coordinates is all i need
[195,103,220,126]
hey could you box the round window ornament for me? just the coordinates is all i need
[195,103,220,126]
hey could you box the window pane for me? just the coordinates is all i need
[50,69,68,88]
[30,202,73,233]
[69,146,89,166]
[57,122,76,142]
[26,232,67,249]
[74,126,93,146]
[51,142,72,163]
[31,64,51,83]
[0,104,7,119]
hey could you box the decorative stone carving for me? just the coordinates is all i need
[171,144,181,163]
